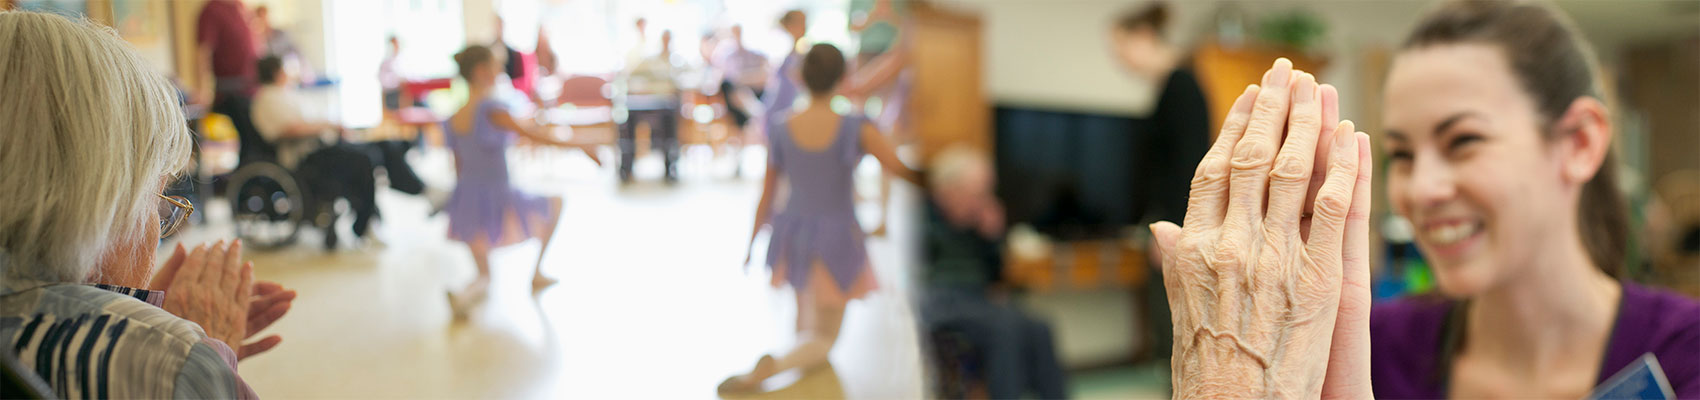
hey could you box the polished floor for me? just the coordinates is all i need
[165,146,924,399]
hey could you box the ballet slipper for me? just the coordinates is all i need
[446,279,490,320]
[717,354,777,395]
[579,146,604,166]
[531,274,559,292]
[445,291,473,320]
[869,224,888,237]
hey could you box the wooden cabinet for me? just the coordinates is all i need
[909,3,990,160]
[1192,42,1328,139]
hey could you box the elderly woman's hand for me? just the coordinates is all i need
[149,241,253,356]
[1148,59,1374,398]
[240,280,296,359]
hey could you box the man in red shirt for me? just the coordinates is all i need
[196,0,264,161]
[196,0,257,101]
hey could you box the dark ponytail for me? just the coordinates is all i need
[801,43,846,95]
[1403,0,1628,276]
[453,45,493,81]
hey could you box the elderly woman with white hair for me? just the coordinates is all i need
[0,11,290,398]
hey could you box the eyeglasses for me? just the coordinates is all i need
[158,194,195,239]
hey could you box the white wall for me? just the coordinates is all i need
[939,0,1203,116]
[464,0,498,47]
[250,0,329,74]
[327,0,386,127]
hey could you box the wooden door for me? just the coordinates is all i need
[910,3,989,161]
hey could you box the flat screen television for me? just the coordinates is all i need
[993,105,1155,240]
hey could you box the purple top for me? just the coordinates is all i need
[1371,282,1700,398]
[440,98,552,245]
[764,114,867,291]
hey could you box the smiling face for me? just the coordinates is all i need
[1382,43,1579,297]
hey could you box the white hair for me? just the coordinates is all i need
[926,145,991,190]
[0,11,193,283]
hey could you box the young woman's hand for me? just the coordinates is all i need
[150,241,253,353]
[1147,58,1374,398]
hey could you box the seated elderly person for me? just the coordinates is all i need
[250,55,343,170]
[252,55,424,248]
[0,11,292,398]
[920,147,1069,399]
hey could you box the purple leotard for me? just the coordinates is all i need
[765,114,872,295]
[440,98,553,246]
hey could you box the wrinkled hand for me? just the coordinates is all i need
[151,241,252,356]
[240,280,296,360]
[1148,58,1373,398]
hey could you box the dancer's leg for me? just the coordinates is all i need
[449,239,493,318]
[532,197,565,289]
[769,285,846,374]
[871,171,892,236]
[720,262,851,393]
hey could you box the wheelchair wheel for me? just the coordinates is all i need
[226,162,308,249]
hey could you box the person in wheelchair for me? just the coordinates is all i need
[250,55,424,249]
[920,147,1069,399]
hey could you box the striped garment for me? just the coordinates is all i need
[0,263,256,399]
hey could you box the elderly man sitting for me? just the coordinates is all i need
[920,147,1070,399]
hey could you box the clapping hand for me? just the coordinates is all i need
[151,241,297,360]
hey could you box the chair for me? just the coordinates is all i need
[681,88,728,146]
[549,75,616,146]
[394,78,454,146]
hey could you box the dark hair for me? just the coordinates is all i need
[1115,1,1170,37]
[1403,0,1627,276]
[801,43,846,95]
[256,56,283,85]
[453,45,493,81]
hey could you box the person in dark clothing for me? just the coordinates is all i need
[1112,1,1210,362]
[713,25,768,135]
[921,148,1069,399]
[196,0,263,163]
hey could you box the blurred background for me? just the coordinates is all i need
[3,0,1694,398]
